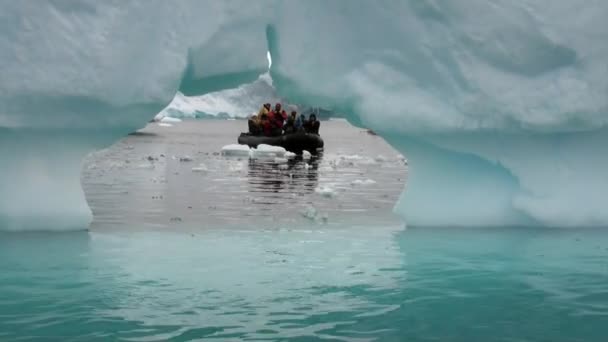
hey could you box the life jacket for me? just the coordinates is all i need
[258,106,269,117]
[271,110,285,128]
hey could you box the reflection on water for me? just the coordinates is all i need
[3,227,608,341]
[247,155,321,195]
[82,120,407,229]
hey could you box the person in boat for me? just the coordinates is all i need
[296,114,306,132]
[270,103,286,136]
[283,111,297,134]
[248,114,261,135]
[304,114,320,134]
[260,113,272,136]
[258,103,271,117]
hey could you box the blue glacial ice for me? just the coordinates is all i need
[0,0,607,230]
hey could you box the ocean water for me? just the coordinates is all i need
[2,120,608,341]
[2,228,608,341]
[82,120,407,229]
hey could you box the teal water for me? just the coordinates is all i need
[2,227,608,341]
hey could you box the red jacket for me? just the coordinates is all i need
[270,110,286,127]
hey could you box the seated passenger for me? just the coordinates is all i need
[248,114,261,135]
[271,103,287,118]
[270,103,286,136]
[297,114,307,132]
[305,114,320,134]
[260,113,272,136]
[258,103,271,117]
[283,111,297,134]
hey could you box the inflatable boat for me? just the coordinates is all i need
[238,132,324,154]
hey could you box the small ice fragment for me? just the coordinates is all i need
[179,155,193,162]
[375,154,387,162]
[301,205,318,220]
[158,123,173,127]
[302,150,312,160]
[256,144,286,154]
[278,164,289,170]
[192,163,208,172]
[315,185,335,198]
[221,144,251,157]
[252,144,286,159]
[284,151,296,159]
[160,116,182,123]
[351,179,377,186]
[304,163,311,170]
[274,157,288,164]
[229,162,244,172]
[137,163,155,169]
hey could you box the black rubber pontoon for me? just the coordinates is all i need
[238,132,324,154]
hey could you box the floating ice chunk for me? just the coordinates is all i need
[301,205,318,220]
[302,150,312,160]
[179,155,193,162]
[192,163,208,172]
[160,116,182,123]
[340,154,364,160]
[351,179,377,186]
[278,164,289,170]
[284,151,297,159]
[315,185,336,198]
[318,166,334,172]
[274,157,288,164]
[374,155,388,162]
[221,144,251,157]
[137,163,155,169]
[228,162,244,172]
[334,154,377,166]
[304,163,311,170]
[257,144,286,154]
[252,144,286,159]
[158,123,173,127]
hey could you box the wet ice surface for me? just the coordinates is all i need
[82,119,407,230]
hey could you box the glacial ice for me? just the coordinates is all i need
[251,144,287,159]
[158,73,280,119]
[1,0,607,230]
[315,186,336,198]
[220,144,252,158]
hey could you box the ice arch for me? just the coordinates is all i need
[1,0,607,230]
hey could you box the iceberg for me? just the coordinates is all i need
[1,1,607,230]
